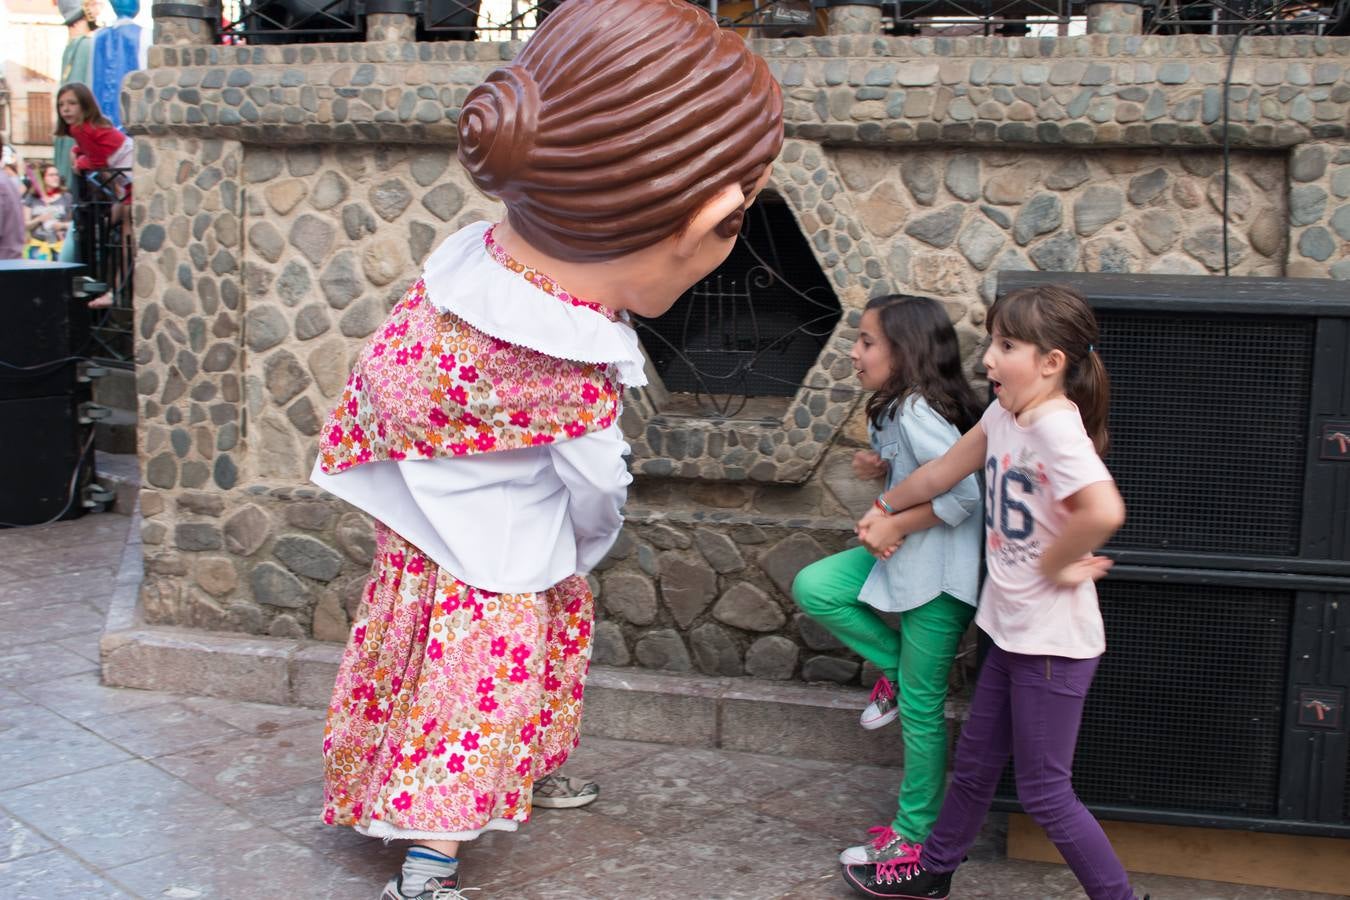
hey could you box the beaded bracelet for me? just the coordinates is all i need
[874,495,897,515]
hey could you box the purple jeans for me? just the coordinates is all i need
[921,643,1135,900]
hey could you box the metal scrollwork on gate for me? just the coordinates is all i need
[633,195,843,418]
[74,169,135,367]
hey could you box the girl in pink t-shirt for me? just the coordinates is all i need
[847,284,1145,900]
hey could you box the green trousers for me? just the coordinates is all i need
[792,546,974,841]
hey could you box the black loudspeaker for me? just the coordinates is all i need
[991,272,1350,837]
[0,261,97,526]
[0,261,91,399]
[0,396,94,525]
[1076,567,1347,832]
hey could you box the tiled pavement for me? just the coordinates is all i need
[0,502,1341,899]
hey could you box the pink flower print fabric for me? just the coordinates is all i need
[317,278,620,475]
[322,524,594,836]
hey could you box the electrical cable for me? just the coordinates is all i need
[0,355,92,375]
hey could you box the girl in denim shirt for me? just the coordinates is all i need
[793,294,983,870]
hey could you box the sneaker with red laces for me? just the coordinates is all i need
[861,676,899,730]
[841,856,952,899]
[838,824,920,865]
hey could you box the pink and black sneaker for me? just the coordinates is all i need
[842,854,952,899]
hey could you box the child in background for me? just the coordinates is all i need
[55,82,131,177]
[793,294,982,870]
[55,82,131,307]
[846,284,1144,900]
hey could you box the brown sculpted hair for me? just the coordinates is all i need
[987,284,1111,457]
[457,0,784,261]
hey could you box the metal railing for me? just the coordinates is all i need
[71,168,135,367]
[208,1,800,42]
[884,0,1078,33]
[1144,0,1349,34]
[212,0,821,43]
[193,0,1350,43]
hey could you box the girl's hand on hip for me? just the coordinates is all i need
[1046,555,1113,587]
[851,450,889,480]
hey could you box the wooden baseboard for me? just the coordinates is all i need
[1007,814,1350,896]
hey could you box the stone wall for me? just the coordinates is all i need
[126,31,1350,686]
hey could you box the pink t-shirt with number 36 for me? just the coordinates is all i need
[975,401,1114,659]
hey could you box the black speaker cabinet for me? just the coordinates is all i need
[0,394,94,526]
[999,272,1350,575]
[991,273,1350,837]
[0,260,92,400]
[991,567,1349,834]
[0,261,96,526]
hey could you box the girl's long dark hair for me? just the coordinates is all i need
[864,294,983,433]
[987,284,1111,456]
[54,83,111,136]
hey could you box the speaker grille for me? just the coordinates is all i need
[1099,312,1314,556]
[1078,580,1291,816]
[995,580,1291,819]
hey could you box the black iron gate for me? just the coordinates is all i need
[71,167,135,367]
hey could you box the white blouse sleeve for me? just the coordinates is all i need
[547,423,632,575]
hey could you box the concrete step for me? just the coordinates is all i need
[101,611,964,767]
[94,450,139,514]
[98,493,963,766]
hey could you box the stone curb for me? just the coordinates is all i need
[99,610,950,766]
[100,488,957,766]
[101,552,961,767]
[582,666,966,767]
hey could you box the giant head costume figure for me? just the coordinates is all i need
[312,3,782,865]
[455,0,784,317]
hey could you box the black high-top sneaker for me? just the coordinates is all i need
[841,856,953,899]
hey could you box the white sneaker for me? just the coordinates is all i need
[860,676,898,730]
[531,772,600,809]
[838,824,921,865]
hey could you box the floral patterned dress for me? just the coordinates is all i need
[317,226,627,841]
[322,528,594,838]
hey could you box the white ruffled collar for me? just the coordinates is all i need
[421,222,648,388]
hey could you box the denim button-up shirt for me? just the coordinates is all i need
[858,394,983,612]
